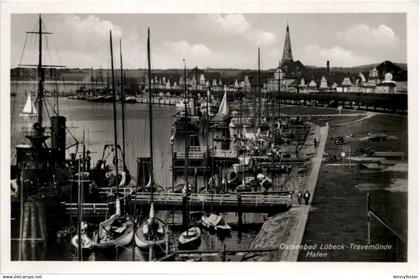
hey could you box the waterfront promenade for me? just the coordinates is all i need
[280,125,329,261]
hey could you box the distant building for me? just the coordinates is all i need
[279,23,306,78]
[298,78,307,93]
[281,23,293,64]
[308,80,317,92]
[319,76,329,91]
[265,67,285,91]
[243,76,251,92]
[199,74,205,84]
[375,72,396,93]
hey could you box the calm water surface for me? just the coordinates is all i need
[11,93,264,261]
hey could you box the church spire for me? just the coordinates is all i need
[281,22,293,65]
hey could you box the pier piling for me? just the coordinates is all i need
[237,194,243,228]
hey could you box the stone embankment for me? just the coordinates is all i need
[248,124,329,261]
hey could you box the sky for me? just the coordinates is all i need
[10,13,407,69]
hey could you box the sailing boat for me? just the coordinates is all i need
[93,199,134,250]
[177,59,201,250]
[19,92,37,118]
[134,28,168,254]
[92,30,133,251]
[210,90,230,125]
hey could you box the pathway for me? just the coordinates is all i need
[281,125,329,261]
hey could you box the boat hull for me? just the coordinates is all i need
[93,221,134,250]
[178,227,201,250]
[134,218,167,251]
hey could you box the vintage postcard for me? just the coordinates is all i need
[0,0,418,278]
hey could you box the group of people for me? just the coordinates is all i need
[297,190,311,205]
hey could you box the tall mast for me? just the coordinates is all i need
[37,14,44,128]
[184,59,189,195]
[206,86,210,183]
[119,39,126,168]
[54,69,59,115]
[257,47,261,127]
[109,31,119,195]
[183,59,190,228]
[278,67,281,118]
[147,28,154,201]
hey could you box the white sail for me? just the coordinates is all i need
[20,92,37,117]
[149,202,155,218]
[217,91,228,115]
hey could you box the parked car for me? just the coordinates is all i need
[368,131,387,142]
[335,136,345,145]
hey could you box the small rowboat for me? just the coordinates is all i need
[178,226,201,250]
[93,219,134,250]
[135,217,167,251]
[201,214,231,234]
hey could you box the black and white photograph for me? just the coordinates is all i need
[0,1,418,278]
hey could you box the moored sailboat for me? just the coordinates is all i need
[92,30,133,251]
[93,199,134,250]
[134,29,168,255]
[19,92,37,118]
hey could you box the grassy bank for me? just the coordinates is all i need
[299,113,408,261]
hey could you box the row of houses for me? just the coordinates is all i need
[139,60,406,95]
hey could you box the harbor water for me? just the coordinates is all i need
[10,93,265,261]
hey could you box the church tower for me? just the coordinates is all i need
[281,23,294,65]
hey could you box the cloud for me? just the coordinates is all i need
[163,41,211,56]
[32,15,127,68]
[57,15,123,50]
[148,41,213,68]
[298,44,371,67]
[199,14,277,47]
[336,24,399,49]
[246,30,277,46]
[207,14,250,35]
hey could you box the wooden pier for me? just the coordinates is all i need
[130,192,292,213]
[62,192,292,216]
[62,202,110,217]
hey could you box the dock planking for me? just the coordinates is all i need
[131,192,292,213]
[63,192,293,216]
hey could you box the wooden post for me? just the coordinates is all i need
[38,202,47,244]
[218,165,222,193]
[237,194,243,228]
[149,242,154,261]
[30,203,37,247]
[165,229,170,255]
[182,196,188,229]
[367,193,371,244]
[132,207,137,261]
[18,166,25,261]
[221,243,227,261]
[194,168,198,193]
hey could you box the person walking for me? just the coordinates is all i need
[297,191,303,205]
[303,190,311,205]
